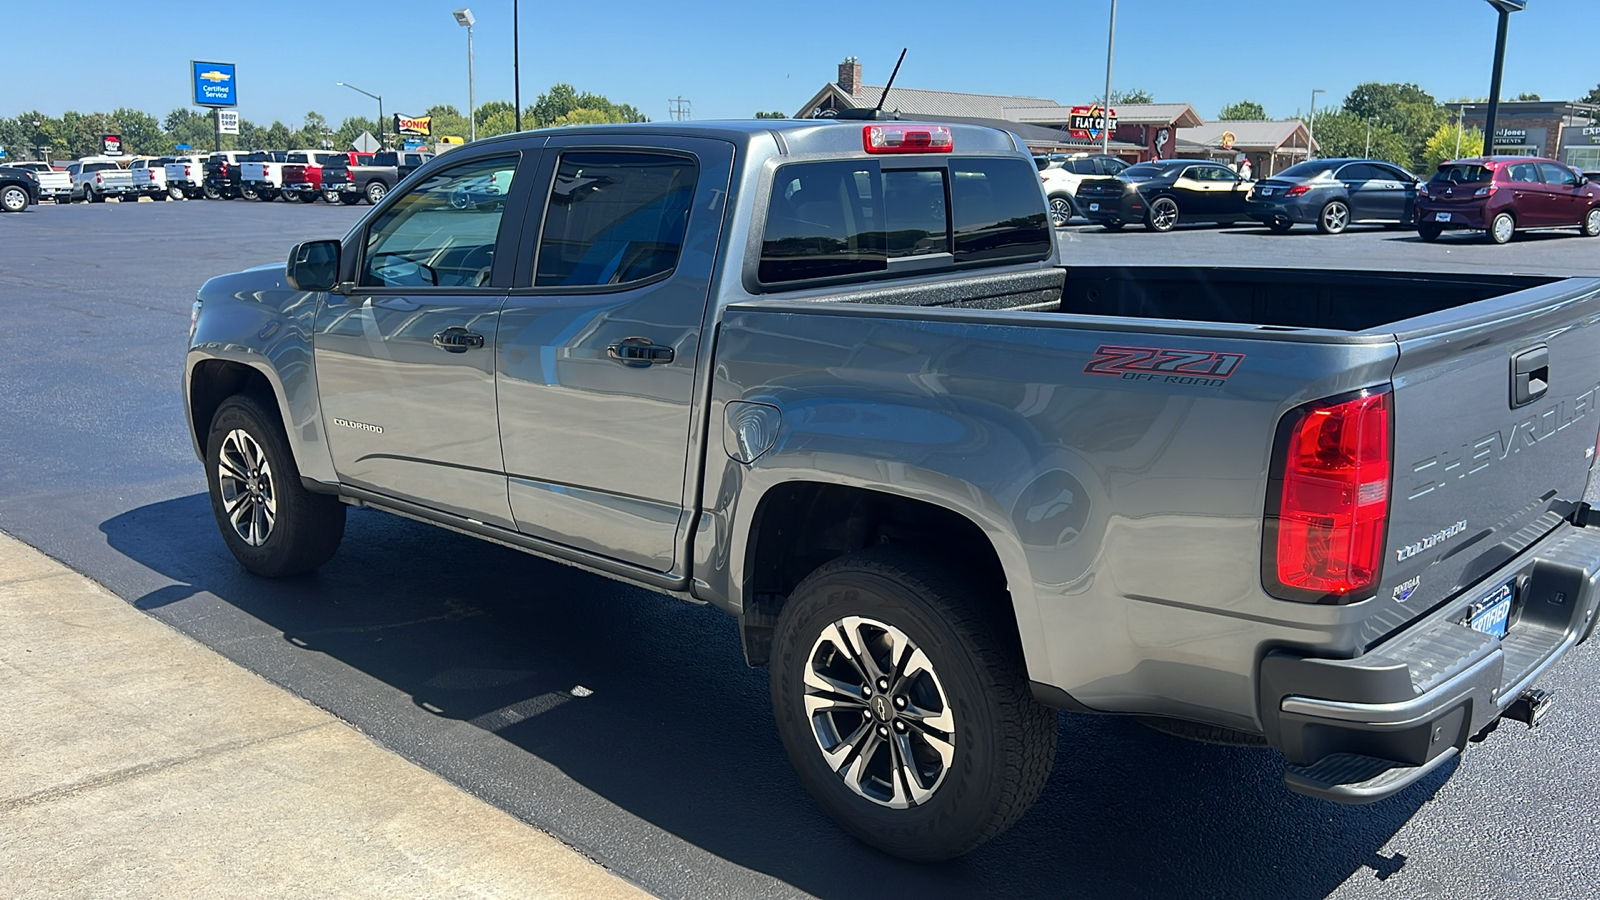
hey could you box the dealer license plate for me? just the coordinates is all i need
[1259,188,1274,196]
[1468,581,1514,639]
[1089,202,1100,211]
[1435,212,1452,222]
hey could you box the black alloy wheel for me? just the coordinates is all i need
[1146,196,1180,232]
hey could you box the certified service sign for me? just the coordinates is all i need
[191,61,238,108]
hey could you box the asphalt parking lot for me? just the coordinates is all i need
[3,199,1600,900]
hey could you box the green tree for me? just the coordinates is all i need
[474,100,514,128]
[1585,83,1600,105]
[290,111,330,149]
[264,121,293,150]
[1109,88,1153,105]
[1341,82,1446,169]
[1422,122,1483,173]
[164,108,219,152]
[1514,92,1541,101]
[236,119,265,151]
[1308,109,1412,169]
[528,83,647,127]
[478,107,518,138]
[421,104,470,140]
[110,107,164,154]
[754,111,788,119]
[333,116,377,150]
[1218,100,1266,120]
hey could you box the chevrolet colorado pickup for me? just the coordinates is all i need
[184,119,1600,861]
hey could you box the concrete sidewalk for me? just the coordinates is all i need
[0,532,652,900]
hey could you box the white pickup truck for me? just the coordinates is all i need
[6,162,71,203]
[129,157,172,201]
[164,155,208,200]
[240,150,291,201]
[71,157,135,203]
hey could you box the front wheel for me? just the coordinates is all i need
[1488,211,1515,244]
[1047,194,1075,228]
[1146,196,1179,232]
[769,548,1057,861]
[0,185,28,212]
[205,395,345,577]
[1583,207,1600,237]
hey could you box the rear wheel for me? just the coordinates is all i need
[1101,219,1124,232]
[1047,194,1075,228]
[87,187,104,203]
[365,180,388,205]
[1146,197,1179,232]
[150,191,167,201]
[1268,217,1294,234]
[205,395,345,577]
[1418,222,1444,242]
[240,184,260,201]
[202,183,221,200]
[0,186,28,212]
[168,185,185,201]
[1316,200,1350,235]
[1488,211,1515,244]
[1583,207,1600,237]
[769,548,1057,861]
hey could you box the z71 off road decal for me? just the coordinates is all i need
[1084,345,1245,386]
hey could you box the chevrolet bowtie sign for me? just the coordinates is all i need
[191,60,238,108]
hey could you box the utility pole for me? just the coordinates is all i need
[1101,0,1117,155]
[1364,119,1371,157]
[1307,88,1325,160]
[668,96,691,121]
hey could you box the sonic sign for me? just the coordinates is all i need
[1067,104,1116,141]
[191,61,237,108]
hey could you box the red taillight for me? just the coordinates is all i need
[1266,390,1392,602]
[1285,184,1311,197]
[96,174,103,184]
[863,124,953,154]
[185,165,192,176]
[1474,184,1497,197]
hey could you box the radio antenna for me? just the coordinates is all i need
[874,48,908,114]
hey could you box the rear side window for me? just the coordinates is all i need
[759,156,1048,284]
[1506,162,1542,184]
[535,151,697,288]
[1433,164,1492,184]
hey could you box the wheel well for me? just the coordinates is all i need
[189,360,282,449]
[739,482,1011,666]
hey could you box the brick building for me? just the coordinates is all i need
[1447,100,1600,169]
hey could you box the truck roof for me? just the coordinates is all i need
[464,118,1024,156]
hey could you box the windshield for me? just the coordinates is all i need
[1275,161,1338,180]
[1432,164,1493,184]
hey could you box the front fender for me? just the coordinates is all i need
[184,264,336,487]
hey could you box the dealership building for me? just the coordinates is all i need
[1447,100,1600,169]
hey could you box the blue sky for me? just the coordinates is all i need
[11,0,1595,127]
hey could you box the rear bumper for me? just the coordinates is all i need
[1259,521,1600,802]
[1080,192,1142,224]
[1417,203,1488,229]
[1248,198,1320,223]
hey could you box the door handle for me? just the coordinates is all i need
[432,326,485,353]
[607,337,675,367]
[1511,345,1549,409]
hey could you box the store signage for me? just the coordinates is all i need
[217,110,240,135]
[1584,127,1600,145]
[101,134,123,156]
[191,61,237,108]
[1068,105,1116,141]
[394,114,432,137]
[1494,127,1528,140]
[1220,130,1237,150]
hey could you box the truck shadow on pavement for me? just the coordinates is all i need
[103,495,1441,900]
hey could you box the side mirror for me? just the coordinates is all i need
[286,239,341,292]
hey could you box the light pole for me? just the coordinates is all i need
[1307,88,1325,160]
[337,81,384,149]
[453,8,476,142]
[1481,0,1526,156]
[1456,104,1475,158]
[513,0,521,132]
[1100,0,1117,156]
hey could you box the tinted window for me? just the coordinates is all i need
[882,169,949,257]
[360,154,519,289]
[1337,163,1380,181]
[1506,162,1541,184]
[1066,158,1097,175]
[949,158,1051,262]
[286,153,308,164]
[535,152,697,288]
[1432,164,1492,184]
[83,163,117,173]
[1186,165,1236,182]
[1373,164,1413,182]
[1275,161,1338,180]
[761,160,889,284]
[1540,163,1578,187]
[372,152,398,166]
[1122,162,1187,181]
[1099,158,1129,175]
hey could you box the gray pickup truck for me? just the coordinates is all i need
[184,119,1600,860]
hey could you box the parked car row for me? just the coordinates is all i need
[1063,153,1600,244]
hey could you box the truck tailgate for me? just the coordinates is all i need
[1372,278,1600,645]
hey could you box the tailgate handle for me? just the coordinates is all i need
[1511,345,1549,409]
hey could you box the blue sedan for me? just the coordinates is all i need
[1247,158,1419,234]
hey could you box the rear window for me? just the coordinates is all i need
[83,163,117,173]
[1276,161,1338,180]
[758,156,1048,285]
[1432,164,1493,184]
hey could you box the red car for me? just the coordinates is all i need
[1416,156,1600,244]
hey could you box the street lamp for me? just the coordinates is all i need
[1481,0,1526,156]
[337,81,384,149]
[1456,104,1476,158]
[1307,89,1325,160]
[514,0,522,132]
[453,8,476,143]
